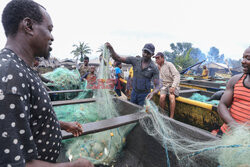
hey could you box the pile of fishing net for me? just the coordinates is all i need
[140,100,250,167]
[55,101,135,165]
[55,46,135,165]
[186,77,194,80]
[43,67,84,100]
[189,93,219,105]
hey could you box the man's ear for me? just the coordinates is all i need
[22,17,34,36]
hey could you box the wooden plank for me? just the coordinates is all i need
[61,112,145,139]
[179,89,200,94]
[52,98,96,106]
[61,111,218,140]
[48,89,84,94]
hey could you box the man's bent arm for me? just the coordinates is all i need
[218,75,241,126]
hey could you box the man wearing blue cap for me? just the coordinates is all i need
[106,42,160,106]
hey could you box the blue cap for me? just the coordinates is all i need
[142,43,155,55]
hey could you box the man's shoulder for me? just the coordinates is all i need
[227,73,244,87]
[127,56,140,62]
[165,61,175,67]
[161,62,171,69]
[0,51,17,73]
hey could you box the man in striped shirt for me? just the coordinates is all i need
[218,47,250,134]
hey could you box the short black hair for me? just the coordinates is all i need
[2,0,44,37]
[84,56,89,61]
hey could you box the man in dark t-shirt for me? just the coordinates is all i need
[106,42,160,106]
[0,0,93,166]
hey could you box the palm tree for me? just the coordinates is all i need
[71,42,92,69]
[96,45,104,53]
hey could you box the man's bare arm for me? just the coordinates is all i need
[105,42,127,63]
[218,74,242,126]
[26,158,94,167]
[146,78,161,100]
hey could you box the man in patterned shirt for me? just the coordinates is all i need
[154,52,180,118]
[0,0,93,166]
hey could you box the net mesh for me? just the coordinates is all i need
[43,67,82,100]
[140,100,250,167]
[45,45,249,166]
[189,93,219,105]
[52,46,135,165]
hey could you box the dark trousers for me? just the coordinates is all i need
[115,89,121,96]
[130,90,149,106]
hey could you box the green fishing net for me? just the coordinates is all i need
[54,45,135,165]
[220,86,226,89]
[140,100,250,167]
[47,46,249,167]
[189,93,219,105]
[186,77,194,80]
[215,80,226,84]
[43,67,82,100]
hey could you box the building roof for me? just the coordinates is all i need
[207,62,228,69]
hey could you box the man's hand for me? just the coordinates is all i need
[126,89,130,96]
[60,121,83,137]
[169,87,175,95]
[71,158,94,167]
[105,42,114,54]
[105,42,126,63]
[146,92,154,100]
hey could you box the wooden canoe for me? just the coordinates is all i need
[56,98,218,167]
[153,87,224,132]
[180,79,226,92]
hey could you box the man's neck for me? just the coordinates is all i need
[5,35,34,67]
[159,61,165,67]
[142,57,151,63]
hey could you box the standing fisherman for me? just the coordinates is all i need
[106,42,160,106]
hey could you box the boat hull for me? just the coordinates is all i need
[153,88,224,131]
[57,98,218,167]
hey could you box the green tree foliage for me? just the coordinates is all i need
[174,48,196,71]
[163,42,203,71]
[228,58,242,68]
[71,42,92,63]
[207,47,225,63]
[189,48,206,62]
[97,45,104,53]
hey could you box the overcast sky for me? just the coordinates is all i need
[0,0,249,61]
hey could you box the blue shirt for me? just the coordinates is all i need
[115,67,121,79]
